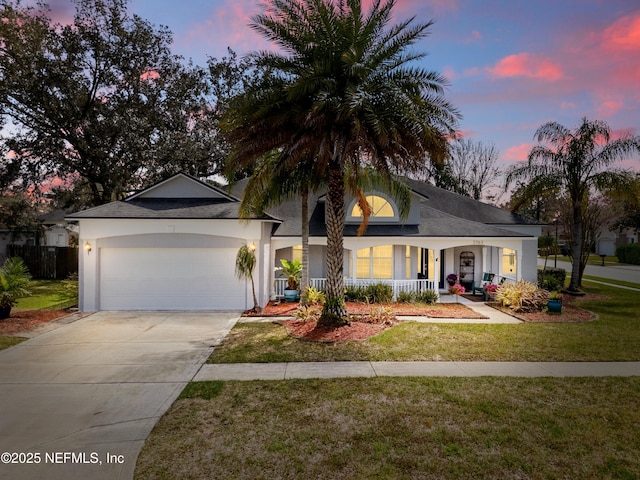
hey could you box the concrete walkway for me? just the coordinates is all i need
[195,361,640,381]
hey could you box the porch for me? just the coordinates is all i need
[273,277,438,301]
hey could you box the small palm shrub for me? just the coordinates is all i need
[396,291,416,303]
[361,305,395,325]
[495,280,548,312]
[365,283,394,303]
[344,285,368,302]
[416,289,438,304]
[0,257,32,319]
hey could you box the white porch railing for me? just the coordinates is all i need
[273,278,437,300]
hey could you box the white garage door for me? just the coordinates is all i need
[100,248,247,310]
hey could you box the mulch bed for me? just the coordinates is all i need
[488,291,600,323]
[251,301,487,343]
[0,310,70,336]
[249,294,599,342]
[247,301,486,319]
[282,319,394,343]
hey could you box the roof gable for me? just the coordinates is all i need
[129,173,237,201]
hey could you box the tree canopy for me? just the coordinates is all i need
[0,0,250,208]
[506,117,640,291]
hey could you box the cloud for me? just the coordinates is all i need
[601,11,640,51]
[178,0,269,59]
[487,53,563,81]
[597,100,624,118]
[560,101,576,110]
[464,30,483,44]
[503,143,533,162]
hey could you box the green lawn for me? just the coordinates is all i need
[0,279,77,351]
[138,280,640,479]
[135,377,640,480]
[14,279,78,311]
[209,280,640,363]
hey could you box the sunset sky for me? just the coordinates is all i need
[43,0,640,169]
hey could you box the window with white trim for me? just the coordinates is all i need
[502,248,517,276]
[349,195,398,222]
[356,245,393,279]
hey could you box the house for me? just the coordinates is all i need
[40,209,78,247]
[68,173,541,311]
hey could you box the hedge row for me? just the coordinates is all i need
[616,243,640,265]
[537,267,566,291]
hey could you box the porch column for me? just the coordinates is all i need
[434,250,441,294]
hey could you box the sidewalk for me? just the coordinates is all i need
[195,361,640,381]
[203,292,640,381]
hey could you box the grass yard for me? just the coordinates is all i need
[135,377,640,480]
[14,278,78,311]
[209,281,640,363]
[0,278,77,351]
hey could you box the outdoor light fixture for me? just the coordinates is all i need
[249,242,256,252]
[84,241,92,254]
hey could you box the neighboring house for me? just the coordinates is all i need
[68,173,541,312]
[598,227,638,256]
[40,209,78,247]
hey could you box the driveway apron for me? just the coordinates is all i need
[0,311,238,480]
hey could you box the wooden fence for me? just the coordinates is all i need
[6,245,78,280]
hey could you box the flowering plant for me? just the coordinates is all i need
[483,283,498,293]
[448,283,465,295]
[446,273,458,285]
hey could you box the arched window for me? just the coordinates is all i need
[349,195,398,222]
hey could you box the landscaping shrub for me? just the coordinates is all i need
[538,267,566,291]
[396,291,416,303]
[616,243,640,265]
[365,283,394,303]
[293,304,322,322]
[362,305,395,324]
[301,286,325,305]
[344,285,368,302]
[495,280,548,312]
[416,289,438,304]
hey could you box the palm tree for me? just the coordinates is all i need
[237,154,412,306]
[235,244,261,313]
[224,0,459,327]
[506,117,640,292]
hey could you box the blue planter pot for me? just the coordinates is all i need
[283,289,299,302]
[547,299,562,313]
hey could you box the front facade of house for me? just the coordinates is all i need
[69,173,541,311]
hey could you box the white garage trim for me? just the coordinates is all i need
[99,248,247,311]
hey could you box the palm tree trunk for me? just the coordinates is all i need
[569,204,582,292]
[300,184,310,306]
[318,163,348,327]
[250,275,261,313]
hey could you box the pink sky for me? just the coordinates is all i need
[27,0,640,169]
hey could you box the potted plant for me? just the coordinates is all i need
[0,257,32,319]
[547,291,563,313]
[482,283,498,301]
[446,273,458,287]
[279,259,302,302]
[448,283,465,302]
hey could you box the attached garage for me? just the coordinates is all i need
[68,173,277,312]
[99,248,246,310]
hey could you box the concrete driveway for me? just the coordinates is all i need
[0,311,238,480]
